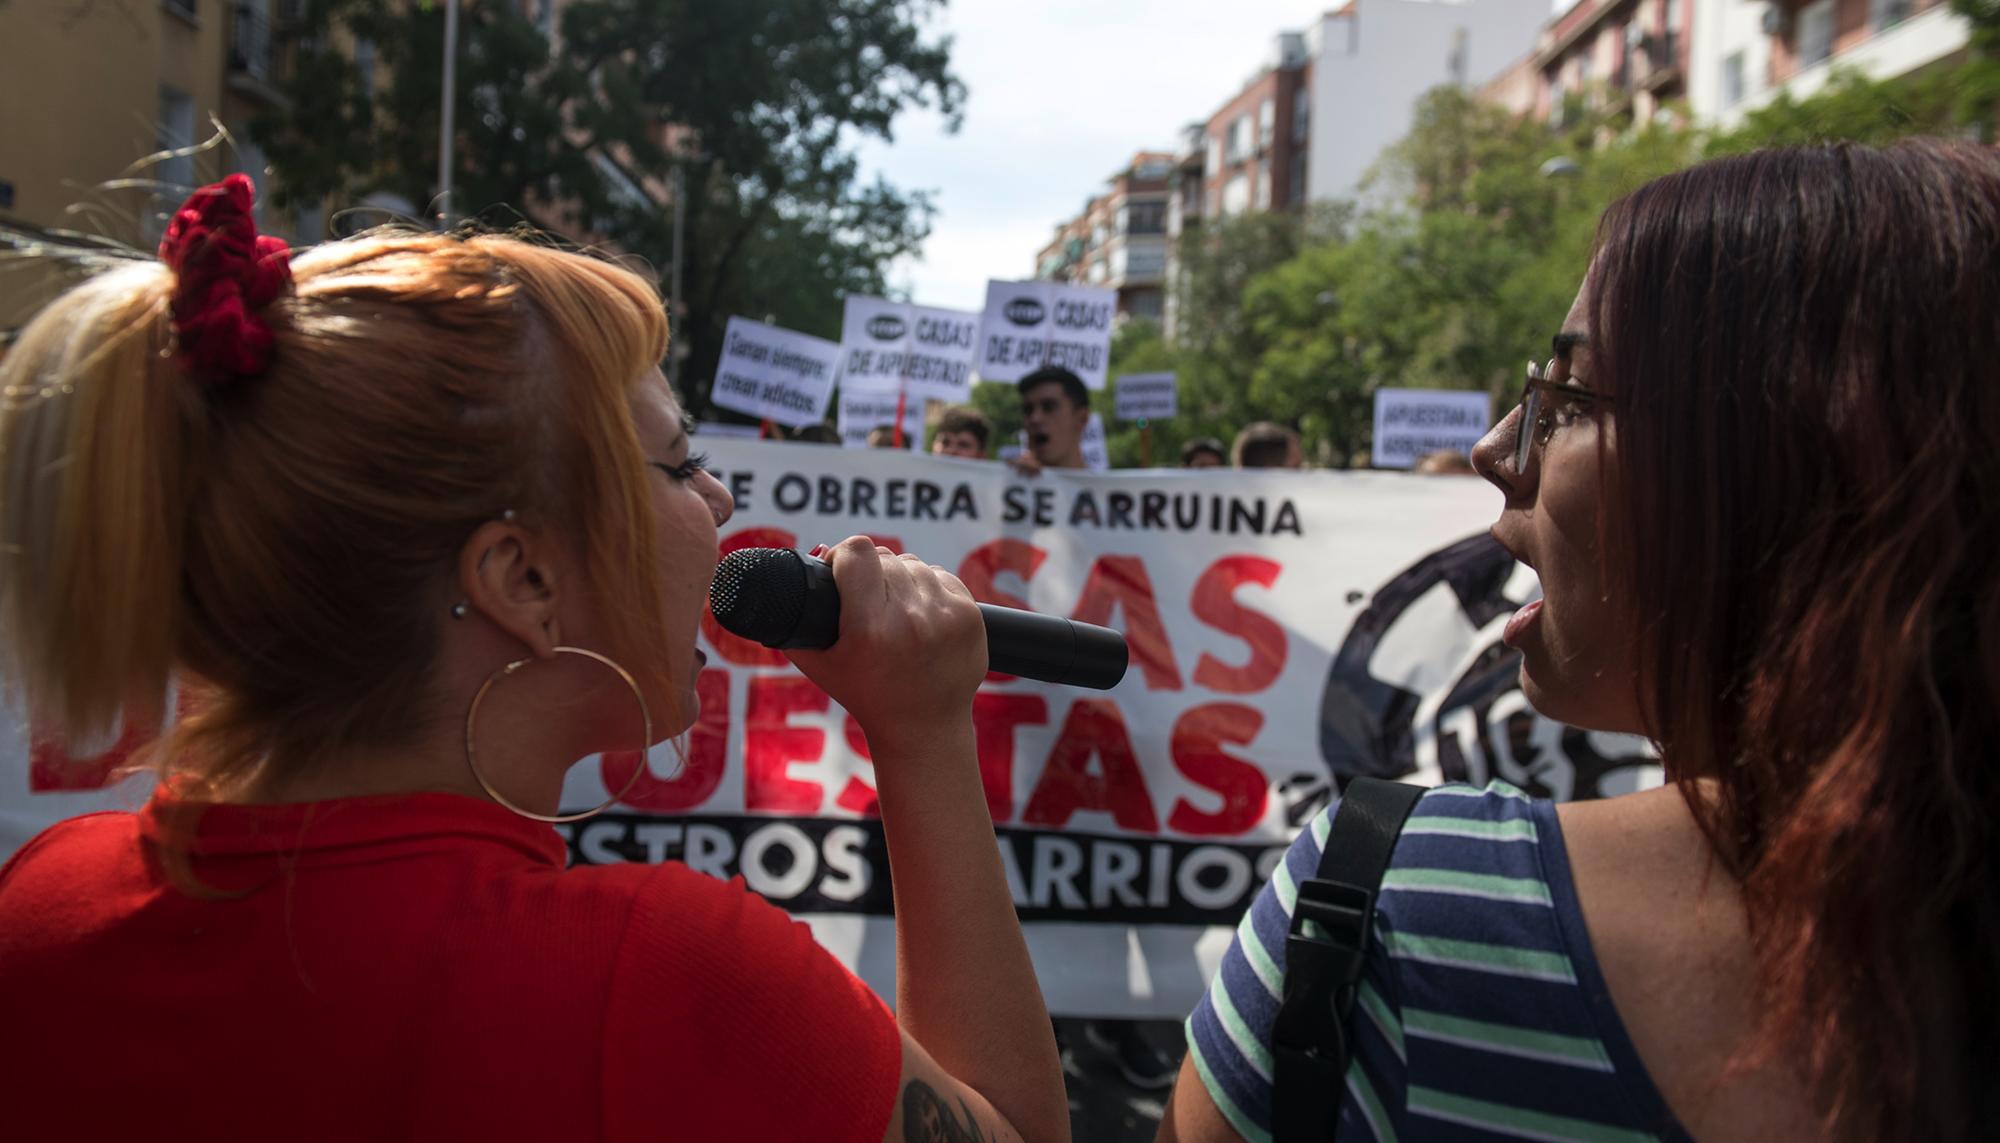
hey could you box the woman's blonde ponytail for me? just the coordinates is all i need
[0,261,197,747]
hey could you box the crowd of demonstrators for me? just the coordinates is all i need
[0,178,1069,1143]
[864,424,904,449]
[792,422,841,445]
[1165,140,1999,1143]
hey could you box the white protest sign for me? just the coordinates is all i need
[1081,412,1110,471]
[903,304,980,402]
[976,280,1051,385]
[1371,389,1493,469]
[837,389,924,450]
[694,421,765,440]
[977,280,1117,390]
[1044,283,1116,389]
[1115,372,1178,422]
[839,297,980,404]
[710,317,842,428]
[838,295,909,394]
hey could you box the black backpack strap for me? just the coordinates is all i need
[1272,777,1424,1143]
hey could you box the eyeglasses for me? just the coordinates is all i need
[1514,357,1605,473]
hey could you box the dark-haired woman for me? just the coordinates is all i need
[1163,139,1998,1142]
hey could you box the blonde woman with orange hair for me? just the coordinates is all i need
[0,177,1067,1143]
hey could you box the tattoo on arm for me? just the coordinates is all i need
[902,1080,989,1143]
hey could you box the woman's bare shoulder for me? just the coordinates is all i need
[1555,785,1818,1142]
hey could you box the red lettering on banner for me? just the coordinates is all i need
[1190,556,1288,694]
[958,539,1048,686]
[971,691,1048,822]
[1167,703,1270,836]
[1021,699,1158,833]
[835,715,881,818]
[957,539,1047,610]
[743,675,829,814]
[1071,555,1183,691]
[601,668,730,812]
[702,526,796,667]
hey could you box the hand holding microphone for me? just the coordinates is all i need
[717,538,985,740]
[708,539,1131,720]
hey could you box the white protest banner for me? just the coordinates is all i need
[1115,372,1178,422]
[838,297,981,404]
[694,421,765,440]
[710,316,842,428]
[3,447,1657,1018]
[1371,388,1492,469]
[837,388,924,450]
[977,280,1117,390]
[1081,412,1110,471]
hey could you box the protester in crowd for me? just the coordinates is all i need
[1230,421,1302,469]
[1411,448,1475,475]
[1008,365,1090,475]
[1164,140,1999,1142]
[792,422,841,445]
[930,405,991,459]
[0,178,1068,1143]
[1179,438,1226,469]
[865,424,905,449]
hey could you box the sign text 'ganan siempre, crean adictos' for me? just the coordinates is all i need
[710,316,844,428]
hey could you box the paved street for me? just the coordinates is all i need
[1057,1017,1187,1142]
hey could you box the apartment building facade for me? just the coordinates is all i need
[1529,0,1694,129]
[1160,31,1317,336]
[0,0,341,338]
[1694,0,1971,125]
[1311,0,1552,201]
[0,0,322,250]
[1033,152,1175,322]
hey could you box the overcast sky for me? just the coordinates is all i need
[853,0,1335,313]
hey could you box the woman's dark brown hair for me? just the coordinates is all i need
[1591,139,1999,1139]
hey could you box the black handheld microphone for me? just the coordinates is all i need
[709,547,1130,690]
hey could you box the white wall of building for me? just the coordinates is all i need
[1688,0,1774,124]
[1307,0,1551,203]
[1717,3,1969,126]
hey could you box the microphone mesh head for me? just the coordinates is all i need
[709,548,807,646]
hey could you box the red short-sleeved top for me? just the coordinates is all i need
[0,792,901,1142]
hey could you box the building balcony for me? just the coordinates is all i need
[227,2,293,99]
[1727,3,1969,124]
[1636,30,1682,91]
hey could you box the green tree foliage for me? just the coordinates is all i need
[1103,48,1996,466]
[258,0,963,417]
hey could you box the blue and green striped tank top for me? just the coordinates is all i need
[1186,781,1692,1142]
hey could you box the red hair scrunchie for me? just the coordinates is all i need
[158,173,294,386]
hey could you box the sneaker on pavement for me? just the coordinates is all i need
[1082,1020,1179,1091]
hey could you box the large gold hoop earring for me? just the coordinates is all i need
[464,645,652,824]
